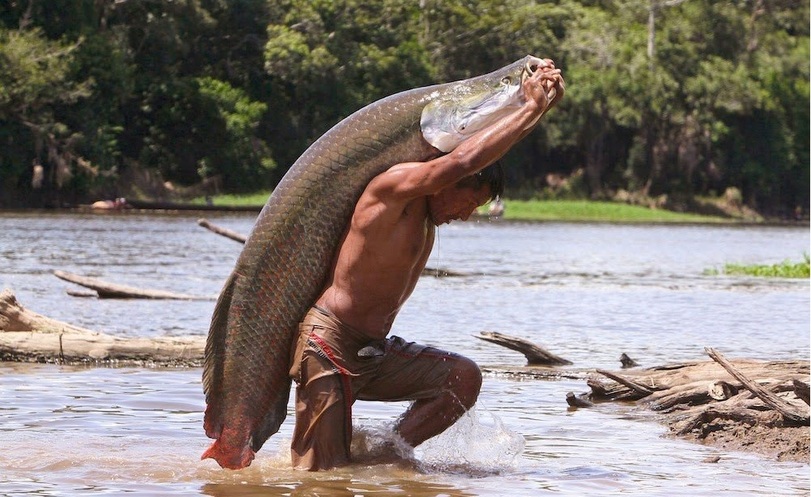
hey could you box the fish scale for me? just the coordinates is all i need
[201,55,544,470]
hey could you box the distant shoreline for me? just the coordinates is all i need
[2,198,809,227]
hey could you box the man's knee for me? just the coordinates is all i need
[448,356,482,409]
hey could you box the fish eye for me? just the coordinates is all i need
[501,76,512,85]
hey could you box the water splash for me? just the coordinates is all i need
[415,406,525,474]
[350,422,415,467]
[350,407,524,475]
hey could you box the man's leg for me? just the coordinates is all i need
[289,316,355,471]
[290,372,353,470]
[355,337,482,447]
[394,354,481,446]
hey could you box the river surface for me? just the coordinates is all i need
[0,211,808,496]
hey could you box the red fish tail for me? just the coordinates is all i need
[202,438,255,470]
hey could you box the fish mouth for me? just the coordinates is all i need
[522,56,557,101]
[525,57,547,74]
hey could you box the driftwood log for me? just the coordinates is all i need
[477,331,572,366]
[572,348,810,462]
[0,289,204,366]
[197,218,248,243]
[54,270,214,300]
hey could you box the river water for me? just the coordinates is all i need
[0,211,808,496]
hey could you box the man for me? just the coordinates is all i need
[288,62,564,470]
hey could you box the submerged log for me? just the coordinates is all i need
[476,331,572,366]
[619,352,639,368]
[420,267,470,277]
[0,289,204,366]
[197,218,248,243]
[566,391,594,408]
[54,270,214,300]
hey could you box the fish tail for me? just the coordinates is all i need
[201,437,256,470]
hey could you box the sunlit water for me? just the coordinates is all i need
[1,211,808,496]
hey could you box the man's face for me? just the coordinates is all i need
[428,184,493,226]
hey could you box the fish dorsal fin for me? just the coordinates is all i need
[202,271,237,438]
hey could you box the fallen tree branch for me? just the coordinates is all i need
[648,384,712,412]
[596,369,655,397]
[476,331,572,366]
[197,218,247,244]
[706,347,809,425]
[676,405,760,436]
[54,270,214,300]
[576,354,810,462]
[793,379,810,406]
[0,289,204,365]
[0,289,96,334]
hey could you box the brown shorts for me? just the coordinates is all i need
[288,305,464,470]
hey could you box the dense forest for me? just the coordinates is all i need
[0,0,808,218]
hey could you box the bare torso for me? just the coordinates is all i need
[316,193,435,339]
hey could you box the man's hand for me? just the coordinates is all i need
[522,60,565,113]
[544,63,565,111]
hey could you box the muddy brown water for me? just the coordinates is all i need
[1,212,808,496]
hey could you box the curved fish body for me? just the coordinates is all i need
[202,55,550,469]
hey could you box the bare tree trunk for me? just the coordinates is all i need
[0,289,204,366]
[54,270,214,300]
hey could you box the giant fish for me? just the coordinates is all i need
[202,55,559,469]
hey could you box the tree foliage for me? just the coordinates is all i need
[0,0,807,217]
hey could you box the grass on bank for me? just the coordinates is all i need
[705,254,810,279]
[498,199,726,223]
[190,191,271,206]
[196,192,728,224]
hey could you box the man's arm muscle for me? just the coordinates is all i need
[367,67,562,203]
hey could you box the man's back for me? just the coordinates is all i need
[315,178,436,340]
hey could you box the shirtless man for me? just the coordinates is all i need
[289,62,564,470]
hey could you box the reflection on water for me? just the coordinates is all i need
[0,212,808,496]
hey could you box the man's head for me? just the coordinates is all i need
[428,161,505,226]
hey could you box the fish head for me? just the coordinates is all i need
[420,55,551,152]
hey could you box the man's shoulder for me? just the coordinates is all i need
[352,185,427,230]
[362,162,424,200]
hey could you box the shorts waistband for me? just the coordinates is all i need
[304,305,371,346]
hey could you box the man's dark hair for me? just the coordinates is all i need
[458,160,505,202]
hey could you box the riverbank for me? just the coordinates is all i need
[500,199,727,223]
[11,185,805,225]
[176,191,804,225]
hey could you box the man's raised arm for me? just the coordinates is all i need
[373,64,564,200]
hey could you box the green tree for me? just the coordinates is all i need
[0,27,91,206]
[0,0,806,215]
[196,76,274,190]
[263,0,435,166]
